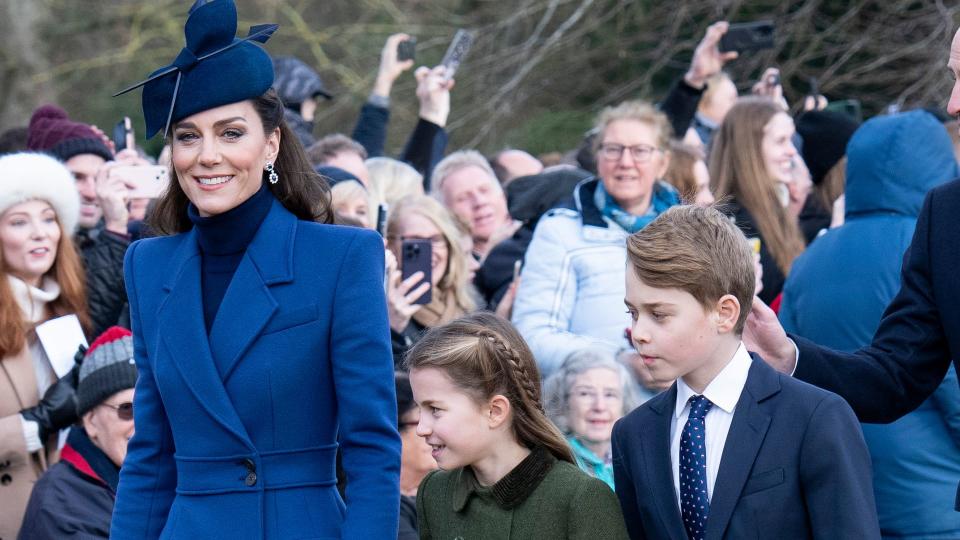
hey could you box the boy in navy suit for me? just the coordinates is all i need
[612,205,879,540]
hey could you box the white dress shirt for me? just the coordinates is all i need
[670,342,752,510]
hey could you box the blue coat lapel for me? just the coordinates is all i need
[209,200,296,382]
[157,228,252,448]
[645,386,687,540]
[704,357,777,540]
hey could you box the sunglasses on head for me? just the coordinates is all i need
[99,401,133,421]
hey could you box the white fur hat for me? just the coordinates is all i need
[0,152,80,235]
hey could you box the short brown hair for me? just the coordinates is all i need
[626,204,754,334]
[305,133,367,167]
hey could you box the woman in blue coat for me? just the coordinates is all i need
[109,1,401,538]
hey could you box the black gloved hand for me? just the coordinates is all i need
[21,363,81,442]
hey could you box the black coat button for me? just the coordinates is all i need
[245,472,257,486]
[1,473,12,485]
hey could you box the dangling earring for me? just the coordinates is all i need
[265,162,279,184]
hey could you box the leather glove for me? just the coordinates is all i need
[21,362,81,442]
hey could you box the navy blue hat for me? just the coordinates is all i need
[114,0,278,139]
[316,166,365,189]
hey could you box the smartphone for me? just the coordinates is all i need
[397,37,416,62]
[440,29,475,80]
[401,239,432,305]
[111,165,168,199]
[719,21,775,53]
[512,259,522,282]
[112,117,134,152]
[376,203,388,236]
[808,76,819,97]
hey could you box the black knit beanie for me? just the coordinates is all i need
[796,110,860,186]
[77,326,137,416]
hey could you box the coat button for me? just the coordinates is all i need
[1,474,12,486]
[245,472,257,487]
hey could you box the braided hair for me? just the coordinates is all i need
[404,312,575,464]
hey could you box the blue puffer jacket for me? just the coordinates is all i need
[780,109,960,539]
[512,178,677,381]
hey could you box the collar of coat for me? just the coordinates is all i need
[60,427,121,492]
[451,446,555,512]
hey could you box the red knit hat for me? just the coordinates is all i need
[26,105,113,163]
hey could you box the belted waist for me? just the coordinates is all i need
[174,444,338,494]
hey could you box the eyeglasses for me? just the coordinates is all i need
[598,143,661,163]
[99,401,134,421]
[388,235,448,251]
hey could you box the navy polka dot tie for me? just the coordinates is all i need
[680,395,713,540]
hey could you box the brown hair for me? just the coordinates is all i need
[0,220,89,357]
[404,312,575,464]
[626,204,754,334]
[150,89,333,235]
[709,97,805,275]
[305,134,368,167]
[814,157,846,212]
[664,142,704,203]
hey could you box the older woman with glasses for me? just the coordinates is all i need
[385,195,477,367]
[512,100,678,392]
[544,349,640,489]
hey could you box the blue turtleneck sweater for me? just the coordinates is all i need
[188,183,273,332]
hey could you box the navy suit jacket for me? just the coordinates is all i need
[110,200,401,539]
[612,356,880,540]
[792,179,960,505]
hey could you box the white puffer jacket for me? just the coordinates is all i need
[512,178,634,377]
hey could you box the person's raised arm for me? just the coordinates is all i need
[400,65,453,189]
[660,21,738,138]
[352,33,415,158]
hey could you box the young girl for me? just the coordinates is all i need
[406,312,629,539]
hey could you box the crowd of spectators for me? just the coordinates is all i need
[2,14,959,540]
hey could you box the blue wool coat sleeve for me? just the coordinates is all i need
[111,240,178,539]
[932,366,960,448]
[611,420,646,540]
[330,230,401,539]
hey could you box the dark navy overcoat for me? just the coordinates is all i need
[110,199,401,539]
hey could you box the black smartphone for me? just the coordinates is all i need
[401,239,432,305]
[440,29,475,80]
[376,203,388,237]
[113,117,133,152]
[808,76,819,97]
[397,38,416,62]
[719,21,775,53]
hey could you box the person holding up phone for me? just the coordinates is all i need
[25,105,144,337]
[385,195,477,368]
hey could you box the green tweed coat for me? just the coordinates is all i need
[416,446,629,539]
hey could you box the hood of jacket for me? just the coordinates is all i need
[272,56,332,107]
[506,167,592,227]
[845,109,958,218]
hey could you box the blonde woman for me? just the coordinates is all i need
[367,157,424,227]
[385,195,477,367]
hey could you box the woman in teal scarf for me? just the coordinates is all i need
[544,349,641,489]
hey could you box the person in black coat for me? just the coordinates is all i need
[19,327,137,540]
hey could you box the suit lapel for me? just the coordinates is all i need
[208,200,296,382]
[156,229,251,448]
[644,386,687,540]
[704,358,778,540]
